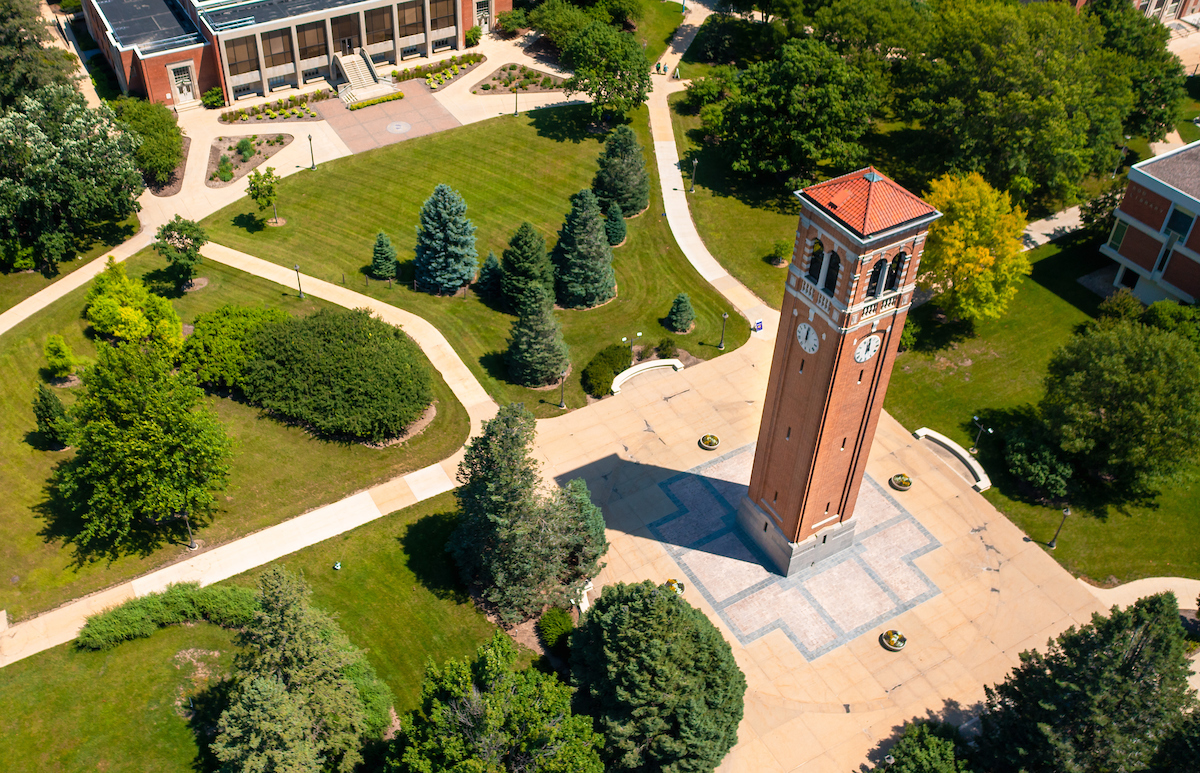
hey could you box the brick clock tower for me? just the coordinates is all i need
[738,167,941,576]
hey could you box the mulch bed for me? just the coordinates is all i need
[471,63,566,95]
[205,133,293,188]
[183,277,209,293]
[149,135,190,197]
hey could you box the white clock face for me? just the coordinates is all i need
[854,335,882,363]
[796,323,819,354]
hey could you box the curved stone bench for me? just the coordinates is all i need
[912,427,991,492]
[611,359,685,394]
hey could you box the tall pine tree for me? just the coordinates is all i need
[413,184,477,294]
[555,189,616,309]
[506,283,570,387]
[501,221,554,317]
[592,126,650,217]
[976,592,1196,773]
[370,231,397,279]
[571,581,746,772]
[475,250,502,300]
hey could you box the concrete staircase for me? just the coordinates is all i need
[334,51,377,102]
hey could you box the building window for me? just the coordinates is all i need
[886,253,905,292]
[431,0,455,30]
[398,1,424,37]
[262,29,293,68]
[1119,266,1139,289]
[365,7,393,44]
[866,259,887,298]
[1155,248,1175,274]
[400,44,422,58]
[432,36,454,50]
[297,22,327,61]
[225,36,259,77]
[1108,220,1129,251]
[806,239,824,282]
[302,68,321,80]
[268,74,290,90]
[331,14,361,51]
[232,82,256,96]
[1166,207,1194,239]
[823,253,840,295]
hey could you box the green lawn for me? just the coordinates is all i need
[0,493,499,772]
[885,235,1200,584]
[634,1,685,64]
[0,213,139,315]
[0,251,469,621]
[668,92,798,310]
[200,104,748,417]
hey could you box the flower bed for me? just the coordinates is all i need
[219,90,331,123]
[206,134,292,188]
[391,53,485,90]
[880,630,907,651]
[889,473,912,491]
[473,63,566,94]
[699,434,720,451]
[348,91,405,110]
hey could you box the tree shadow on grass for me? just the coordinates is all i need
[188,676,234,773]
[397,508,470,603]
[859,123,946,197]
[904,302,975,353]
[231,213,265,234]
[479,349,510,386]
[857,698,983,772]
[528,103,614,144]
[676,125,799,217]
[1026,232,1109,319]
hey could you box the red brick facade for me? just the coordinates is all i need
[1118,182,1172,233]
[1163,254,1200,298]
[1117,226,1165,272]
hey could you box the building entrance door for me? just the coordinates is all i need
[340,37,355,55]
[475,0,490,32]
[172,65,195,103]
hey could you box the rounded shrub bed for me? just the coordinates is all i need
[77,582,258,650]
[581,344,631,398]
[242,308,434,442]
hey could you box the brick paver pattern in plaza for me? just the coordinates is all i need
[649,444,940,659]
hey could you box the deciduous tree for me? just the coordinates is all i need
[977,593,1196,773]
[501,221,554,317]
[54,342,231,552]
[0,0,76,111]
[414,183,477,294]
[563,22,652,118]
[921,172,1030,323]
[593,125,649,217]
[1039,321,1200,499]
[370,231,397,279]
[246,166,281,224]
[43,334,80,379]
[84,258,182,351]
[387,632,603,772]
[555,189,616,309]
[507,283,570,387]
[572,581,746,771]
[152,215,208,290]
[112,98,183,185]
[0,85,143,273]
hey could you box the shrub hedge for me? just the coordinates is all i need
[242,308,434,442]
[581,344,631,398]
[179,304,291,389]
[348,91,405,110]
[77,582,258,650]
[392,53,484,82]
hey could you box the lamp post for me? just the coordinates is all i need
[1048,506,1070,550]
[308,133,315,170]
[718,311,728,350]
[969,415,992,455]
[1112,135,1131,178]
[294,264,304,299]
[621,332,642,364]
[514,86,518,116]
[558,369,567,409]
[691,158,698,194]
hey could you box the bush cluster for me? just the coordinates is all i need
[201,86,225,109]
[179,304,290,389]
[347,91,405,110]
[112,98,184,185]
[214,154,233,182]
[537,607,574,655]
[392,53,484,83]
[235,137,255,162]
[219,91,326,123]
[581,344,631,398]
[77,582,258,650]
[465,24,482,47]
[242,308,434,442]
[656,337,677,359]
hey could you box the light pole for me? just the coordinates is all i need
[691,158,698,194]
[308,133,315,170]
[969,415,992,455]
[1112,135,1131,178]
[558,369,567,409]
[718,311,728,350]
[294,264,304,299]
[1048,506,1070,550]
[621,332,642,363]
[514,86,518,116]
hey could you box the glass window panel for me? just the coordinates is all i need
[225,36,259,76]
[366,7,393,44]
[262,29,293,68]
[297,22,327,60]
[398,1,424,36]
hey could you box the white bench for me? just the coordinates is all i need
[912,427,992,492]
[610,359,684,394]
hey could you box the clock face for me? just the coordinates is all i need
[854,335,882,363]
[796,323,819,354]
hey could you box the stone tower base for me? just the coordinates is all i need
[737,497,857,576]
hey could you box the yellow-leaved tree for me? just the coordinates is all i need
[921,172,1030,323]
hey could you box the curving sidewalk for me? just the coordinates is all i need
[1079,576,1200,611]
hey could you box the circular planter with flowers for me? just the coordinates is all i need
[664,578,685,595]
[880,629,907,652]
[889,473,912,491]
[699,434,721,451]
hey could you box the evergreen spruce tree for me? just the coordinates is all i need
[976,592,1196,773]
[550,477,608,591]
[501,221,555,316]
[667,292,696,333]
[475,250,502,300]
[571,581,746,771]
[605,201,626,246]
[32,383,71,448]
[506,283,570,387]
[413,184,477,294]
[592,126,650,217]
[370,231,397,279]
[555,189,616,309]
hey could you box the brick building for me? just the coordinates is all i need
[82,0,510,108]
[1102,141,1200,304]
[1074,0,1200,23]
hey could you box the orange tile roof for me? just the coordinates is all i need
[801,167,936,239]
